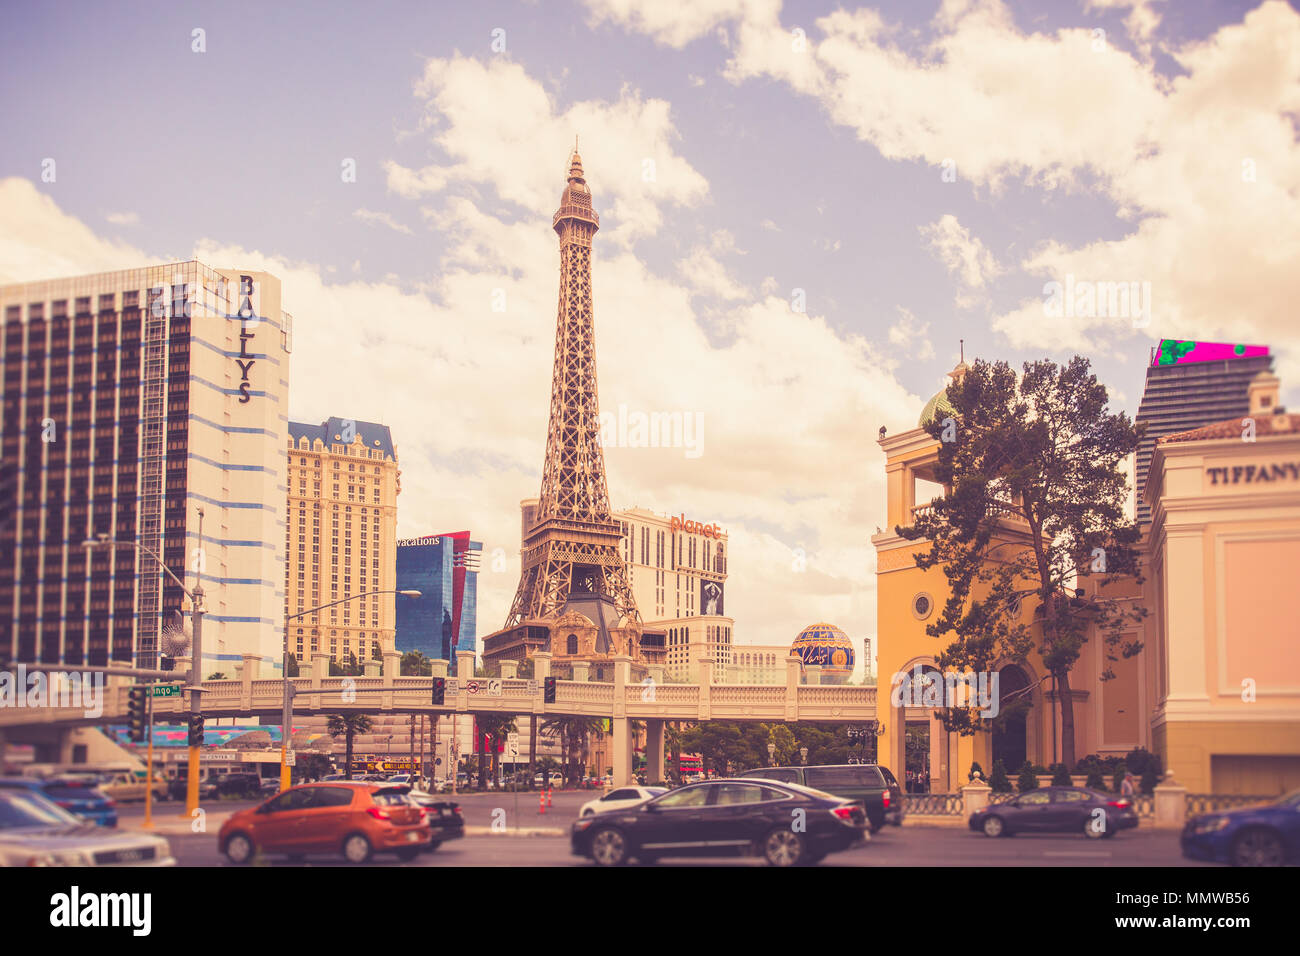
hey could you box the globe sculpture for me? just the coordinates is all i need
[791,623,855,684]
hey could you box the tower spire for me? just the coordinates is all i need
[502,151,637,628]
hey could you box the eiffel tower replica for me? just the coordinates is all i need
[483,147,643,668]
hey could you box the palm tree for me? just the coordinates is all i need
[326,713,373,780]
[476,713,518,787]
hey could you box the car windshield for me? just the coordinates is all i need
[0,790,85,829]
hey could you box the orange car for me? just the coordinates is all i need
[218,782,431,864]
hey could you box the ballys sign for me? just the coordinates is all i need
[669,514,722,538]
[235,275,256,404]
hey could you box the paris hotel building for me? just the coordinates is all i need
[285,418,400,667]
[0,262,291,670]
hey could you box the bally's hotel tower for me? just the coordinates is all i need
[0,262,291,670]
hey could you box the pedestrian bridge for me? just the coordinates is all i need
[0,653,877,784]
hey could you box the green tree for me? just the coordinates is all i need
[400,650,432,676]
[326,713,374,780]
[969,761,985,782]
[476,713,518,787]
[206,672,228,680]
[1050,763,1071,786]
[1017,761,1040,792]
[767,724,797,766]
[294,752,332,783]
[1085,764,1108,791]
[988,759,1013,793]
[285,654,300,678]
[898,357,1147,767]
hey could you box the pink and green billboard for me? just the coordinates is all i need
[1153,339,1268,367]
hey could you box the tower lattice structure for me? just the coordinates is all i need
[505,149,639,627]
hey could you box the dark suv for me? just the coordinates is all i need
[737,764,904,832]
[216,773,264,798]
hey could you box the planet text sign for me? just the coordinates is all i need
[669,514,722,538]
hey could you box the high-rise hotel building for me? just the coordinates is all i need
[285,418,399,667]
[613,506,733,679]
[0,262,291,668]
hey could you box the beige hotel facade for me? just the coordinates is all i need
[1,262,291,670]
[285,418,400,667]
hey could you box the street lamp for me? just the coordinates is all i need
[767,742,776,766]
[281,589,421,789]
[84,508,207,818]
[799,746,808,765]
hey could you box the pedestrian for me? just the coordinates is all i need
[1121,772,1135,797]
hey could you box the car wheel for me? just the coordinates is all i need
[982,815,1005,838]
[1231,828,1284,867]
[224,832,255,864]
[762,828,805,867]
[342,833,373,864]
[582,809,594,816]
[589,828,628,866]
[395,847,420,862]
[1083,816,1108,839]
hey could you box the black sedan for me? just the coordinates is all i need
[969,787,1139,838]
[405,790,465,851]
[571,778,867,866]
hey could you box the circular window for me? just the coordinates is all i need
[912,592,934,620]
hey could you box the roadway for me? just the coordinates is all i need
[115,792,1212,867]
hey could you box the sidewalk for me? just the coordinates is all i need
[118,811,234,836]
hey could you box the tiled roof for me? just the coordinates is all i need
[1158,412,1300,444]
[289,417,396,458]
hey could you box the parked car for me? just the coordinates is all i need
[579,786,667,818]
[1181,790,1300,866]
[0,788,174,866]
[259,777,281,797]
[219,782,432,863]
[212,773,263,799]
[737,764,900,832]
[100,771,168,803]
[571,778,867,867]
[969,786,1139,838]
[0,776,117,828]
[167,775,219,802]
[404,790,466,851]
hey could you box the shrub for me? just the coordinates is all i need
[989,760,1014,793]
[1050,763,1071,786]
[1016,761,1039,792]
[1124,747,1152,777]
[968,761,985,782]
[1140,752,1162,794]
[1085,765,1108,791]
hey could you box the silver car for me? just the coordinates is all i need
[0,788,175,866]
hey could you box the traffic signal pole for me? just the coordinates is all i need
[184,572,205,818]
[143,691,155,829]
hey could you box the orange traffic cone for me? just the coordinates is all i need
[538,790,546,815]
[546,787,553,807]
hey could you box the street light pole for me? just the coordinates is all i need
[186,509,205,818]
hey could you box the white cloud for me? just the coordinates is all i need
[383,55,709,244]
[105,211,139,226]
[0,180,144,284]
[590,0,1300,376]
[920,214,1002,308]
[353,208,413,235]
[888,307,935,362]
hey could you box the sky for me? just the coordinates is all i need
[2,0,1299,665]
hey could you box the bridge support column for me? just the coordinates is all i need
[532,651,551,681]
[806,664,822,686]
[383,650,401,682]
[611,717,633,786]
[456,650,475,681]
[431,658,449,679]
[312,652,330,711]
[785,655,801,721]
[500,660,518,679]
[645,719,665,783]
[572,660,590,682]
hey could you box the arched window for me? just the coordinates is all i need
[566,633,578,655]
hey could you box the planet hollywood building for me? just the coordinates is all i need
[0,262,291,669]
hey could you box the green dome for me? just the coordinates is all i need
[918,388,956,427]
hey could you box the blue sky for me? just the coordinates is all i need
[4,0,1298,653]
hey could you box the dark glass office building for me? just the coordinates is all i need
[1135,339,1273,526]
[394,531,481,674]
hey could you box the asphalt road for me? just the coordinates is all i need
[158,818,1212,868]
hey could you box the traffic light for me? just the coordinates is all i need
[159,655,175,672]
[127,686,148,743]
[431,676,446,705]
[544,677,556,704]
[187,713,204,747]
